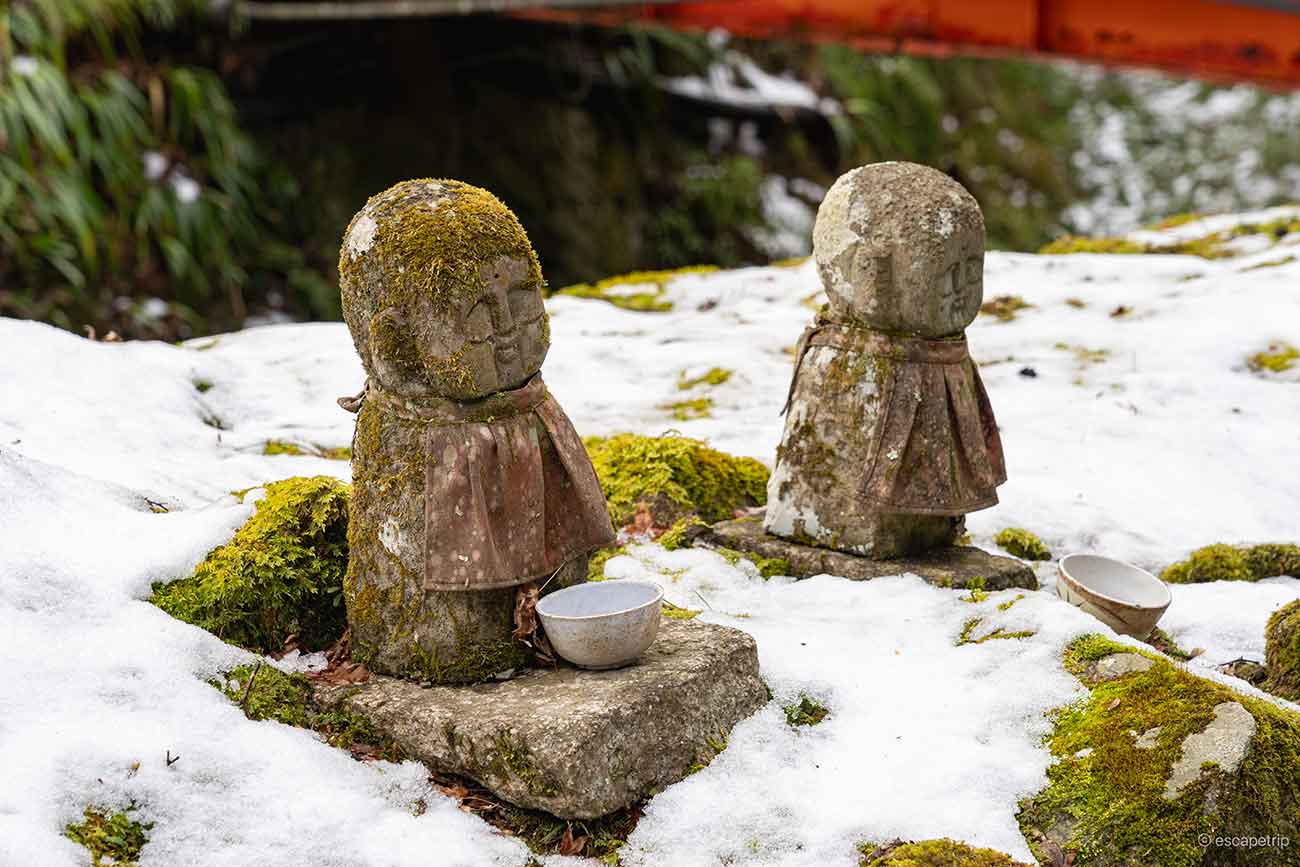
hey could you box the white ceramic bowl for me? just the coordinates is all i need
[536,580,665,670]
[1057,553,1172,639]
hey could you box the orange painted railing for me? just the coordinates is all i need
[525,0,1300,88]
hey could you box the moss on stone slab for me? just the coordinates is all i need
[858,838,1030,866]
[1161,542,1300,584]
[584,433,768,527]
[65,806,152,867]
[1017,634,1300,867]
[151,476,350,653]
[783,695,829,728]
[993,528,1051,562]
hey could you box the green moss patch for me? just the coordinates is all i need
[659,397,714,421]
[662,602,702,620]
[859,838,1030,866]
[1248,342,1299,374]
[65,807,152,867]
[658,516,709,551]
[1265,600,1300,702]
[263,440,352,460]
[1018,634,1300,867]
[678,367,733,390]
[1040,216,1300,260]
[994,528,1051,562]
[957,618,1035,646]
[1161,542,1300,584]
[979,295,1032,322]
[152,476,350,653]
[555,266,718,312]
[783,695,829,728]
[216,663,399,757]
[584,433,768,527]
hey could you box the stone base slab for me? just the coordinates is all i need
[695,515,1037,591]
[316,618,767,819]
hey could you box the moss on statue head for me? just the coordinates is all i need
[151,476,350,653]
[584,433,768,527]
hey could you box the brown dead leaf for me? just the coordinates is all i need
[513,582,540,643]
[558,825,587,856]
[630,502,655,536]
[1106,698,1121,711]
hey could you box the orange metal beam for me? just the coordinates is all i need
[524,0,1300,88]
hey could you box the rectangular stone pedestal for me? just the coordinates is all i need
[317,618,767,819]
[696,514,1037,591]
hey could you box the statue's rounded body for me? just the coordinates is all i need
[765,162,1002,558]
[339,179,611,681]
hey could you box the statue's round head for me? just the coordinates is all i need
[338,178,549,400]
[812,162,984,338]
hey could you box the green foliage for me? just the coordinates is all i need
[820,50,1082,252]
[782,694,829,728]
[1019,635,1300,867]
[650,154,768,267]
[584,432,768,526]
[859,838,1030,866]
[993,528,1051,562]
[65,806,152,867]
[1161,542,1300,584]
[1,0,333,338]
[151,476,349,652]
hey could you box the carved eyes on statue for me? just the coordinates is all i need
[465,284,543,339]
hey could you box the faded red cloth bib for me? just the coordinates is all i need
[346,374,614,590]
[784,321,1006,516]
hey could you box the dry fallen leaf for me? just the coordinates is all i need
[558,825,587,856]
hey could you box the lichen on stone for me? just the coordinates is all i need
[1161,542,1300,583]
[65,806,152,867]
[993,528,1051,562]
[858,838,1030,866]
[1018,634,1300,867]
[151,476,350,653]
[584,433,768,527]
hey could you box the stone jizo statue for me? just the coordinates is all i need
[337,178,614,682]
[765,162,1006,558]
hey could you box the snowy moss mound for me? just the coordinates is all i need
[1018,635,1300,867]
[152,477,350,653]
[858,838,1031,866]
[1265,600,1300,702]
[584,433,768,527]
[994,528,1051,562]
[1161,543,1300,584]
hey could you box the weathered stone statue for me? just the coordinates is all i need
[337,178,614,682]
[765,161,1007,558]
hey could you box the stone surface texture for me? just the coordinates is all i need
[699,514,1036,591]
[337,179,613,681]
[1086,652,1155,681]
[1162,701,1256,800]
[765,162,1006,558]
[317,617,768,819]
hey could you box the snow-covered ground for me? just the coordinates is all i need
[2,210,1299,865]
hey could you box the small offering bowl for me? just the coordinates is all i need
[536,580,665,670]
[1057,553,1172,639]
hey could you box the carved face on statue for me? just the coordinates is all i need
[813,162,984,338]
[338,179,550,400]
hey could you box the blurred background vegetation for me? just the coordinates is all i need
[3,0,1299,339]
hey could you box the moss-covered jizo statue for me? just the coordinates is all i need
[338,178,614,682]
[765,162,1007,558]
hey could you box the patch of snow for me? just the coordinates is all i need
[12,55,38,77]
[170,174,201,204]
